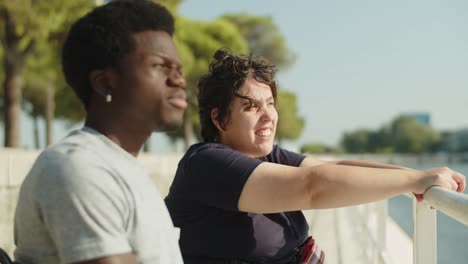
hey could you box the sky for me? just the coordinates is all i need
[178,0,468,148]
[4,0,468,152]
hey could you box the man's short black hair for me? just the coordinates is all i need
[62,0,175,108]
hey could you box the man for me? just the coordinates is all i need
[14,1,186,263]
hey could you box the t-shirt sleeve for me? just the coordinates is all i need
[267,145,306,167]
[36,153,132,263]
[182,146,262,211]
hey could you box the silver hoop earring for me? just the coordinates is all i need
[106,90,112,103]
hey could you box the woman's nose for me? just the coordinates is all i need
[260,106,276,121]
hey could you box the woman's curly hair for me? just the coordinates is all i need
[197,49,278,142]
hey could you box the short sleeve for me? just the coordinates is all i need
[178,145,262,211]
[36,154,132,263]
[265,145,306,167]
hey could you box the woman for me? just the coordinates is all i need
[165,49,465,264]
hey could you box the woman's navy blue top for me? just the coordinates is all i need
[165,143,308,264]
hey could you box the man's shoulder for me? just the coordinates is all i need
[39,131,102,167]
[27,130,114,186]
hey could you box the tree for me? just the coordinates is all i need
[222,13,296,69]
[341,129,372,153]
[222,12,303,145]
[453,129,468,153]
[0,42,3,123]
[275,90,304,145]
[0,0,95,147]
[23,2,95,147]
[1,2,34,147]
[340,116,441,154]
[54,83,86,125]
[300,143,332,154]
[166,17,248,149]
[154,0,183,11]
[390,115,441,153]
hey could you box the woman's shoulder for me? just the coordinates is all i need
[186,142,230,154]
[263,145,305,166]
[182,142,237,161]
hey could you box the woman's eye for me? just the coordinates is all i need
[245,105,256,111]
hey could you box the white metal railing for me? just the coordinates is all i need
[422,186,468,226]
[412,187,468,264]
[347,187,468,264]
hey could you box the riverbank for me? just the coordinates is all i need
[309,152,468,166]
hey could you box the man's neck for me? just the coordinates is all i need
[85,118,151,157]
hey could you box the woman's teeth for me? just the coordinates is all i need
[255,129,271,137]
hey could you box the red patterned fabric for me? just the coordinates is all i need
[299,236,326,264]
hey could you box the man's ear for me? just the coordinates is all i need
[89,69,112,98]
[211,108,223,131]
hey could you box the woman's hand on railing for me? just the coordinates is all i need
[413,167,466,201]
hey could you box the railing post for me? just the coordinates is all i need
[413,198,436,264]
[376,200,388,264]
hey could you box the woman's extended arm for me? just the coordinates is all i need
[300,156,413,170]
[238,162,465,214]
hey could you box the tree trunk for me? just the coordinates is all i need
[3,57,23,147]
[183,108,193,150]
[2,8,33,147]
[33,114,40,149]
[45,85,55,146]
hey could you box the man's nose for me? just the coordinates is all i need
[168,70,186,89]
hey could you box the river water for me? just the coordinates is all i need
[388,163,468,264]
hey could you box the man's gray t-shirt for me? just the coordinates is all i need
[14,127,183,264]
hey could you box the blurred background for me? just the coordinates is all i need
[1,1,467,263]
[1,0,467,156]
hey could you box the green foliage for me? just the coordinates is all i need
[390,116,441,153]
[221,12,303,144]
[153,0,183,13]
[300,143,332,154]
[340,115,441,154]
[1,0,96,144]
[42,1,96,124]
[275,90,304,143]
[0,42,3,121]
[1,0,95,51]
[176,17,248,83]
[22,36,60,118]
[0,39,3,95]
[166,17,249,144]
[341,129,372,154]
[452,129,468,152]
[54,84,86,125]
[222,12,296,69]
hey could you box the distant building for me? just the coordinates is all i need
[403,112,431,125]
[449,128,468,152]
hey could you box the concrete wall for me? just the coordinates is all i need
[0,148,182,257]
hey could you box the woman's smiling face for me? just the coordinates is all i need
[216,78,278,158]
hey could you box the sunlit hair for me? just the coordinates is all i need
[197,49,278,143]
[62,0,174,108]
